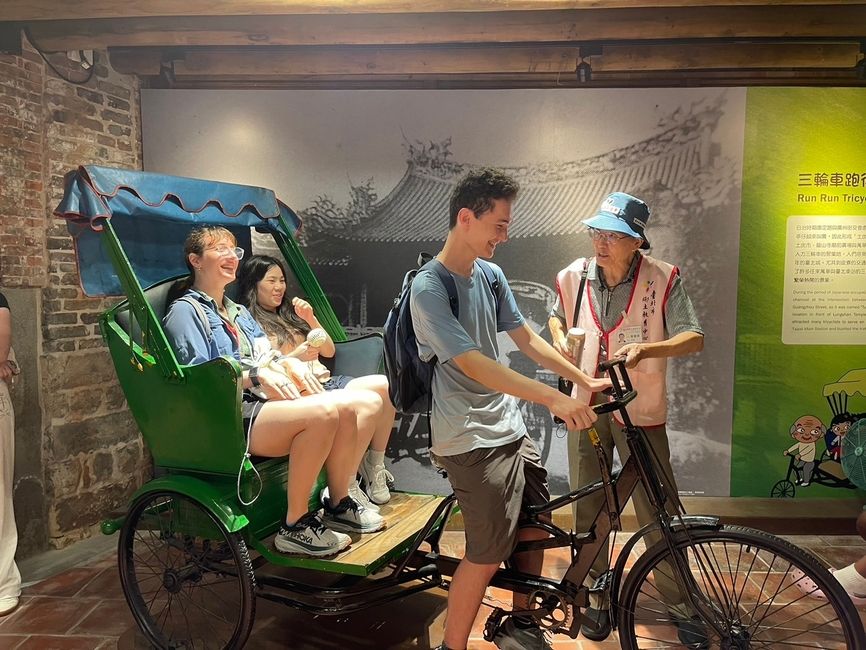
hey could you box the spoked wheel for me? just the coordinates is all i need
[118,491,256,649]
[770,480,795,498]
[617,525,865,649]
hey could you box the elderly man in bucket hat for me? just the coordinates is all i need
[548,192,706,647]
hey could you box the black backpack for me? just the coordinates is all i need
[383,253,500,415]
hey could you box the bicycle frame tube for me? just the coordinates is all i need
[487,360,692,628]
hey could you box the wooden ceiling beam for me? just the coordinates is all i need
[5,0,866,22]
[109,43,863,78]
[593,43,864,71]
[143,70,866,90]
[23,6,866,51]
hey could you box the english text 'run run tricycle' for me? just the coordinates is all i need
[56,166,865,649]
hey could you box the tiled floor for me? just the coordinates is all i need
[2,530,865,649]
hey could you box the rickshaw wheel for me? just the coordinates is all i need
[770,479,795,498]
[118,491,256,650]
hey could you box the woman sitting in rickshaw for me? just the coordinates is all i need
[237,254,397,506]
[163,226,384,558]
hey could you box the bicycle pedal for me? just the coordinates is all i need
[483,607,506,642]
[588,570,613,594]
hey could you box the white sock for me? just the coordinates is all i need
[366,449,386,467]
[834,563,866,597]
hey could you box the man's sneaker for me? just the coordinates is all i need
[322,495,385,533]
[360,454,394,505]
[580,606,612,641]
[672,615,710,649]
[321,479,380,513]
[274,512,351,557]
[493,617,553,650]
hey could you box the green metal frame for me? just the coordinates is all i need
[100,220,184,380]
[127,475,250,533]
[274,213,347,341]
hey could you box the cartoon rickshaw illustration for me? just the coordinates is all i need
[771,369,866,498]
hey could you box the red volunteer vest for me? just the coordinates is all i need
[555,254,677,426]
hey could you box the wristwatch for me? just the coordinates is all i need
[249,365,261,387]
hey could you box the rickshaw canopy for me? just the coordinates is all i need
[823,369,866,399]
[54,165,302,296]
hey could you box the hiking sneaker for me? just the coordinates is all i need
[349,477,380,513]
[493,617,553,650]
[274,512,351,557]
[360,454,394,505]
[322,495,385,533]
[321,479,380,513]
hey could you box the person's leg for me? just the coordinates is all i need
[318,389,385,533]
[249,396,338,525]
[567,410,616,608]
[856,510,866,578]
[327,388,382,486]
[444,559,501,648]
[832,509,866,599]
[801,461,815,485]
[435,442,524,649]
[348,375,397,504]
[345,375,396,453]
[511,437,551,610]
[611,423,683,602]
[0,381,21,610]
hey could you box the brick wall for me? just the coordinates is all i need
[0,38,147,550]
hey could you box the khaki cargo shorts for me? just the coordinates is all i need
[433,436,550,564]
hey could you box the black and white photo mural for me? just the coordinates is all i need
[143,88,745,497]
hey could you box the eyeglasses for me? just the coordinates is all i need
[587,228,629,244]
[209,245,245,260]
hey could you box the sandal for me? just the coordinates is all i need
[791,567,866,606]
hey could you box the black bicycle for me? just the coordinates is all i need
[414,359,865,648]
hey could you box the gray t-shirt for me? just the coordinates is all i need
[411,259,526,456]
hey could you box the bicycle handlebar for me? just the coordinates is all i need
[592,390,637,414]
[597,358,623,372]
[592,358,637,415]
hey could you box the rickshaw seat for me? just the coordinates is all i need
[115,278,185,343]
[331,333,384,378]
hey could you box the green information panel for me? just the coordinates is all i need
[733,88,866,498]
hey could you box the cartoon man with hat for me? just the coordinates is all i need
[548,191,706,646]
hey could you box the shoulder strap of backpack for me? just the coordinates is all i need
[475,259,502,316]
[417,257,459,452]
[425,259,459,318]
[176,295,214,343]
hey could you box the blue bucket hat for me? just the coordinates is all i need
[582,192,651,250]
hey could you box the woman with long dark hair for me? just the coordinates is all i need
[237,254,397,506]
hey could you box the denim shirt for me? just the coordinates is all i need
[163,289,269,367]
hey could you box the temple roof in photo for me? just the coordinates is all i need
[311,100,723,243]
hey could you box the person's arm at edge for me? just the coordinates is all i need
[615,330,704,368]
[547,314,574,362]
[291,297,336,358]
[509,323,609,392]
[0,306,12,383]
